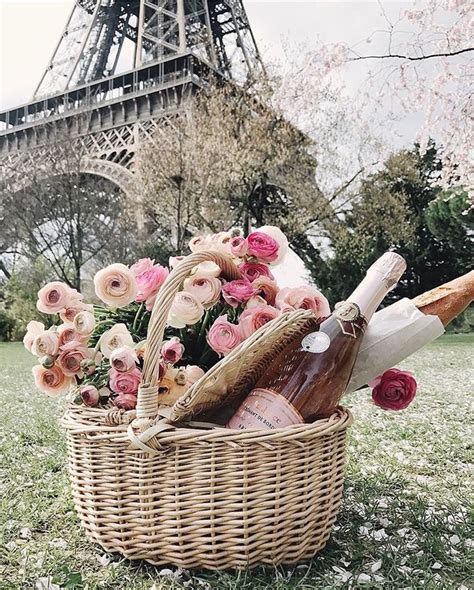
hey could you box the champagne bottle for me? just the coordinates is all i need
[227,252,407,429]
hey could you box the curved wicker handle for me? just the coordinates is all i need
[135,250,242,423]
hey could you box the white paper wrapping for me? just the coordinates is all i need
[347,298,445,392]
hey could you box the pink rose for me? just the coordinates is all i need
[94,263,137,308]
[254,226,288,265]
[238,262,274,283]
[37,281,79,315]
[161,337,184,364]
[80,385,100,407]
[252,276,279,306]
[136,264,169,310]
[100,324,134,359]
[31,330,59,358]
[191,261,221,277]
[189,235,210,253]
[113,393,137,410]
[238,305,280,339]
[73,310,96,337]
[230,236,248,258]
[57,342,92,376]
[370,369,417,411]
[57,324,84,348]
[246,231,279,263]
[222,279,257,308]
[23,321,45,352]
[183,275,221,308]
[59,302,94,324]
[185,365,205,385]
[109,367,141,395]
[32,364,73,397]
[276,286,330,321]
[110,345,139,373]
[169,256,185,269]
[207,315,243,355]
[168,292,204,328]
[130,257,154,276]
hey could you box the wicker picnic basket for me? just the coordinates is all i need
[61,251,353,569]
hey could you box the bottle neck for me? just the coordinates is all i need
[348,271,393,322]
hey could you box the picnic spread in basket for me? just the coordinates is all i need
[24,225,474,569]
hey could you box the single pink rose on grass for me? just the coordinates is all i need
[80,385,100,407]
[207,315,243,355]
[238,304,280,339]
[370,369,417,411]
[238,262,274,283]
[222,279,257,308]
[276,286,330,321]
[109,367,141,395]
[136,264,169,310]
[110,346,139,373]
[32,364,73,396]
[94,263,137,308]
[246,231,279,263]
[161,337,185,365]
[130,257,155,276]
[37,281,80,315]
[23,321,45,352]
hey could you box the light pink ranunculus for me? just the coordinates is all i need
[252,276,279,306]
[168,291,204,329]
[191,261,221,277]
[238,305,280,339]
[59,302,94,324]
[189,235,210,253]
[100,324,134,359]
[32,364,73,397]
[109,367,141,395]
[222,279,257,308]
[73,310,96,337]
[230,236,248,258]
[37,281,78,315]
[57,342,92,377]
[31,330,59,358]
[254,226,289,265]
[210,232,233,254]
[246,295,269,308]
[113,392,137,410]
[169,256,186,269]
[370,369,417,411]
[207,315,243,355]
[57,324,84,349]
[185,365,205,386]
[276,286,330,321]
[94,263,137,308]
[130,257,154,276]
[238,262,274,283]
[161,337,184,365]
[110,345,139,373]
[23,321,45,352]
[183,275,222,308]
[246,231,279,264]
[136,264,169,310]
[80,385,100,407]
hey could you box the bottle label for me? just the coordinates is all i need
[301,331,331,353]
[227,388,304,430]
[334,301,367,338]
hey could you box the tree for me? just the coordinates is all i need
[136,80,329,251]
[0,141,136,289]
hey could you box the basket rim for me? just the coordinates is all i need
[61,404,353,445]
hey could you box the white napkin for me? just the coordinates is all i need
[347,298,445,392]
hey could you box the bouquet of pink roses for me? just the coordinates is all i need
[24,226,333,411]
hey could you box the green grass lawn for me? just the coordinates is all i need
[0,336,472,589]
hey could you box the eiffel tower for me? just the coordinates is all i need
[0,0,263,198]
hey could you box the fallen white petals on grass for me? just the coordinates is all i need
[96,554,111,567]
[449,534,461,545]
[19,527,32,539]
[35,578,60,590]
[371,559,382,573]
[432,562,443,570]
[357,573,372,583]
[49,538,68,550]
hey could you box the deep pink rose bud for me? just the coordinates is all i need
[370,369,417,411]
[113,393,137,410]
[80,385,100,407]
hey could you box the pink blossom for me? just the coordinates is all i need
[370,369,417,411]
[57,342,92,377]
[254,226,288,264]
[185,365,205,385]
[80,385,100,407]
[161,337,184,365]
[276,286,330,321]
[113,393,137,410]
[23,321,45,352]
[109,367,141,395]
[37,281,79,315]
[57,325,84,349]
[230,236,248,257]
[94,263,137,308]
[238,262,274,283]
[183,275,221,308]
[222,279,257,308]
[168,292,204,328]
[31,330,59,358]
[246,231,279,263]
[32,364,73,397]
[136,264,169,310]
[207,315,243,355]
[238,305,280,339]
[252,276,279,306]
[130,258,155,276]
[59,302,94,324]
[110,346,139,373]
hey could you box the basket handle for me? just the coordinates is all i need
[136,250,242,424]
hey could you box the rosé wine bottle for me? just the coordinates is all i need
[227,252,407,429]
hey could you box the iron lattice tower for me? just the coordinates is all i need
[0,0,263,197]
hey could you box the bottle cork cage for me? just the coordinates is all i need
[61,251,353,569]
